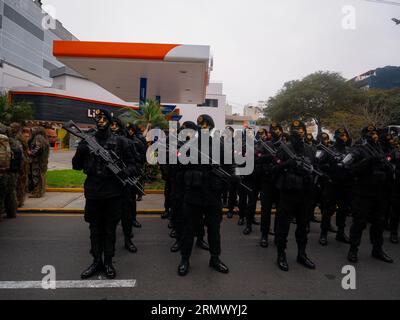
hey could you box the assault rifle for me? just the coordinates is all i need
[157,133,253,193]
[363,141,396,179]
[63,121,145,194]
[280,142,326,178]
[316,143,345,162]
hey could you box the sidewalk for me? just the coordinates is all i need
[20,192,166,214]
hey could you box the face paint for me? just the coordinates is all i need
[111,122,119,133]
[273,127,282,137]
[95,114,109,130]
[339,133,349,144]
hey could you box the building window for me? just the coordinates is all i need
[198,99,219,108]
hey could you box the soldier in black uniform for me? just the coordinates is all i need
[73,109,137,279]
[223,126,238,219]
[378,131,399,244]
[126,123,145,228]
[274,120,317,272]
[343,125,394,264]
[259,123,282,247]
[243,128,269,236]
[110,118,138,253]
[177,115,230,276]
[170,121,209,253]
[389,140,400,244]
[317,128,352,246]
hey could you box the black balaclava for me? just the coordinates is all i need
[289,120,306,152]
[361,125,379,145]
[270,122,283,142]
[94,109,112,138]
[110,118,125,136]
[334,127,351,150]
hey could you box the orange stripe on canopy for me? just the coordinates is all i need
[53,41,180,60]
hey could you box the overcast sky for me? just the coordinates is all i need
[42,0,400,112]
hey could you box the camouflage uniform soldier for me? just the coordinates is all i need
[29,127,50,198]
[9,123,29,207]
[0,123,22,219]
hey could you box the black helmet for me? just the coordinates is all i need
[290,120,307,134]
[181,121,198,131]
[197,114,215,130]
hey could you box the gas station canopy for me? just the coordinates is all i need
[53,41,212,104]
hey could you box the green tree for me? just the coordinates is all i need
[0,93,34,124]
[265,71,363,135]
[119,99,168,135]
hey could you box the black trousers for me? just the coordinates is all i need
[222,179,238,212]
[261,182,279,236]
[238,176,252,220]
[164,178,172,212]
[247,174,263,228]
[390,193,400,235]
[85,197,122,259]
[320,183,351,233]
[180,202,222,259]
[121,189,136,238]
[349,195,385,248]
[275,193,309,252]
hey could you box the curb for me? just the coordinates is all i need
[17,208,270,215]
[45,188,164,194]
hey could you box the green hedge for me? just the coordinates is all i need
[46,170,165,189]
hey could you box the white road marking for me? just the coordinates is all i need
[0,280,137,289]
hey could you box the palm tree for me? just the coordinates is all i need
[0,92,34,124]
[119,99,168,136]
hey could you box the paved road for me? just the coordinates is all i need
[48,150,74,171]
[0,215,399,300]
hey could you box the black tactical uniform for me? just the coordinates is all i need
[317,128,352,245]
[73,109,137,279]
[178,115,230,276]
[258,123,282,247]
[389,146,400,244]
[343,125,394,264]
[222,126,238,219]
[274,120,316,272]
[111,118,138,253]
[242,129,269,236]
[170,121,209,253]
[126,123,145,228]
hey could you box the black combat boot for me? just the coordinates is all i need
[161,210,171,220]
[319,231,328,246]
[347,246,358,263]
[209,256,229,274]
[196,238,209,251]
[260,234,269,248]
[178,259,190,276]
[243,219,252,235]
[277,250,289,272]
[237,217,245,226]
[132,219,142,228]
[104,257,116,279]
[80,257,103,279]
[227,211,234,219]
[170,240,182,253]
[170,229,177,238]
[335,228,350,244]
[297,249,316,269]
[124,237,138,253]
[390,232,399,244]
[372,247,394,263]
[252,218,260,225]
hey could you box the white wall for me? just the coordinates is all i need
[0,62,51,92]
[51,74,136,106]
[178,83,226,130]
